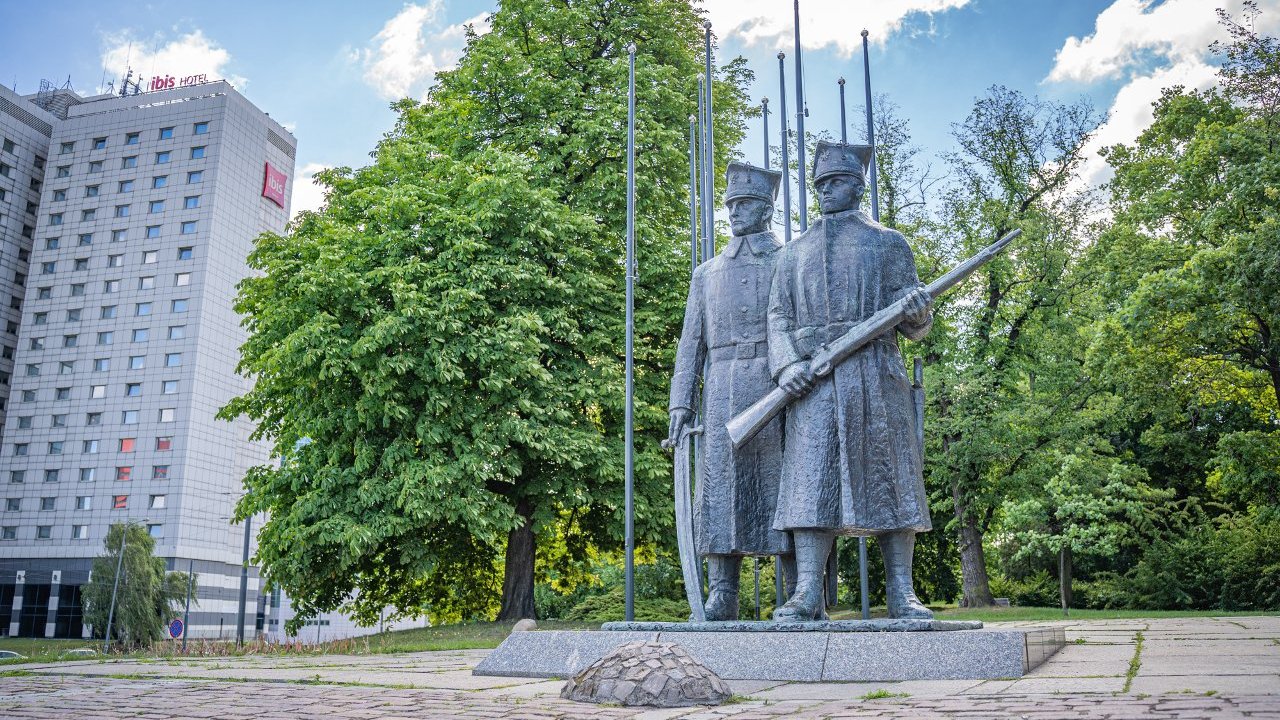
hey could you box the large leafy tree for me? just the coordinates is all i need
[81,523,189,648]
[223,0,752,628]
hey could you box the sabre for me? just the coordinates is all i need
[726,229,1023,449]
[662,425,706,622]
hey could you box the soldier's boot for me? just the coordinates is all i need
[880,531,934,619]
[780,552,798,599]
[702,555,742,621]
[773,531,832,622]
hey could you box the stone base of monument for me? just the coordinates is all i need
[560,640,733,707]
[473,620,1065,682]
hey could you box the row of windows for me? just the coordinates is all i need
[49,207,200,230]
[5,494,167,511]
[16,380,180,403]
[14,435,176,455]
[1,523,165,541]
[39,244,195,264]
[48,171,203,194]
[29,273,196,303]
[52,148,206,179]
[49,188,201,211]
[23,331,188,354]
[61,123,209,155]
[9,465,171,483]
[5,341,184,370]
[27,301,190,326]
[10,405,181,431]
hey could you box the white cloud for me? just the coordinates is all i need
[100,29,246,93]
[703,0,972,57]
[1046,0,1280,189]
[358,2,491,100]
[291,163,332,220]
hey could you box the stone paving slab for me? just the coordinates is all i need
[2,616,1280,718]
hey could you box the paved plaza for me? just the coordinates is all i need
[1,616,1278,718]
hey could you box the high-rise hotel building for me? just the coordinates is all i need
[0,80,295,639]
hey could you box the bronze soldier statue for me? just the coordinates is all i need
[767,141,934,622]
[669,162,794,621]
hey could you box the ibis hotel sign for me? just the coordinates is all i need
[147,73,210,91]
[262,162,288,208]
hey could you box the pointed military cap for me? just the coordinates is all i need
[725,162,782,203]
[812,141,873,184]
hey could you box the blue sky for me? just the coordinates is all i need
[3,0,1272,215]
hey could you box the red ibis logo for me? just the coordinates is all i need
[262,162,287,208]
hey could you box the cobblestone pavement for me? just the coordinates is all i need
[2,616,1278,719]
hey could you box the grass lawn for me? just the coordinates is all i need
[359,619,598,652]
[0,637,98,664]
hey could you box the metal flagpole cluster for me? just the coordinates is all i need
[793,0,808,231]
[702,21,716,262]
[624,42,637,622]
[777,52,792,244]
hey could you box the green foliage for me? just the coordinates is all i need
[561,587,689,622]
[223,0,755,630]
[988,570,1058,608]
[81,524,191,648]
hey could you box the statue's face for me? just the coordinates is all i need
[728,197,773,236]
[816,173,864,215]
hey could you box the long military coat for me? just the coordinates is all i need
[767,209,932,535]
[669,231,792,556]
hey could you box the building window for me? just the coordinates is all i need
[152,465,169,480]
[177,247,193,260]
[127,356,144,370]
[86,184,99,197]
[143,250,158,264]
[76,496,91,509]
[155,436,173,451]
[187,170,202,184]
[92,137,107,150]
[53,189,66,202]
[108,254,123,268]
[2,137,15,153]
[83,440,99,454]
[122,156,137,169]
[147,524,163,538]
[158,408,175,422]
[180,221,197,235]
[115,205,130,218]
[49,212,63,226]
[93,358,109,371]
[190,146,206,160]
[48,441,64,455]
[73,525,89,539]
[36,525,52,539]
[139,276,155,290]
[118,180,133,193]
[165,353,182,367]
[54,387,70,400]
[167,325,185,340]
[10,470,25,483]
[104,279,120,293]
[40,496,56,511]
[149,200,165,214]
[70,283,85,297]
[56,165,70,178]
[155,151,170,164]
[161,380,178,394]
[81,209,96,221]
[17,417,32,429]
[1,526,16,540]
[89,160,103,173]
[97,331,113,345]
[174,273,190,287]
[50,415,66,428]
[116,467,132,482]
[113,494,128,508]
[25,362,40,376]
[119,437,136,452]
[145,225,161,239]
[171,299,188,313]
[59,360,74,374]
[86,412,102,426]
[44,238,60,250]
[90,384,106,399]
[44,469,60,482]
[32,312,48,325]
[13,444,27,456]
[101,305,117,319]
[21,389,35,402]
[74,257,89,271]
[63,334,78,348]
[136,302,152,317]
[159,127,174,140]
[125,132,140,145]
[5,498,19,511]
[132,328,149,342]
[125,383,142,397]
[193,121,209,135]
[149,494,166,509]
[183,195,200,209]
[121,410,139,425]
[60,141,75,154]
[112,229,128,242]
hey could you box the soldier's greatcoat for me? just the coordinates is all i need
[767,209,932,535]
[670,230,792,556]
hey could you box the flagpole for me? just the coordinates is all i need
[862,29,879,223]
[838,77,847,143]
[761,98,770,169]
[793,0,808,231]
[624,42,637,623]
[697,76,708,263]
[703,21,716,259]
[777,53,792,245]
[689,114,699,274]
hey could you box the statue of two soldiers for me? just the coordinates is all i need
[668,141,934,622]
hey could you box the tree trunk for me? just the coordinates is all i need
[497,498,536,621]
[952,485,995,607]
[1059,546,1073,617]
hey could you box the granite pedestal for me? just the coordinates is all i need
[472,621,1066,682]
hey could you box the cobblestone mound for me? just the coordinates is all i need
[560,640,732,707]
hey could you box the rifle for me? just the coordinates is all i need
[726,229,1022,449]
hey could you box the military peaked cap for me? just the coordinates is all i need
[725,162,782,203]
[812,141,873,184]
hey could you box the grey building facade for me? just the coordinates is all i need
[0,81,295,639]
